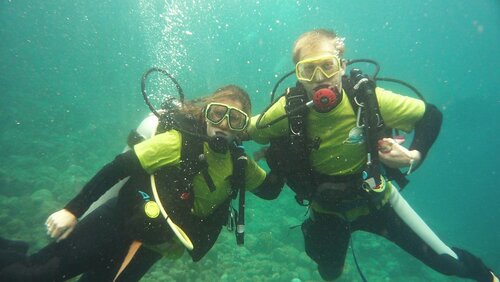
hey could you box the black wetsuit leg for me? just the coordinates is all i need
[357,199,494,282]
[79,244,162,282]
[0,237,29,253]
[0,199,132,282]
[114,245,162,282]
[0,237,29,269]
[0,250,28,270]
[301,212,351,280]
[302,196,495,282]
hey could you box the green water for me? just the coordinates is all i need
[1,0,498,281]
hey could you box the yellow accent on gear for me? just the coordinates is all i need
[134,129,266,217]
[144,201,160,218]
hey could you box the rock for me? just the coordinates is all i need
[30,189,54,202]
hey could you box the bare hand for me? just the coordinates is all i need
[45,209,77,242]
[378,138,421,170]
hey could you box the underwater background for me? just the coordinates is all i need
[1,0,498,281]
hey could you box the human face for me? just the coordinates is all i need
[205,98,246,141]
[296,41,345,98]
[296,55,342,82]
[205,103,249,131]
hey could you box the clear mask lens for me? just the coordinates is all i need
[296,55,341,82]
[205,103,249,131]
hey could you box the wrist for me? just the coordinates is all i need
[407,150,422,175]
[62,206,79,219]
[409,150,422,165]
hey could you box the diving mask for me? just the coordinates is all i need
[295,55,342,82]
[205,103,249,131]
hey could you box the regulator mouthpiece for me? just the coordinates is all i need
[312,86,340,113]
[208,134,229,154]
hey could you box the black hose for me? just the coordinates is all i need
[346,58,381,79]
[141,67,185,118]
[376,77,426,102]
[270,70,295,103]
[349,224,369,282]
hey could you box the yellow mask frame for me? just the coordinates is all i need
[295,55,342,82]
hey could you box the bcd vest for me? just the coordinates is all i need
[265,76,408,211]
[119,116,245,262]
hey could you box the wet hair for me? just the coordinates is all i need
[292,28,345,63]
[181,85,251,123]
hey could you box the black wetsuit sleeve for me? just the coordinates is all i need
[251,171,285,200]
[409,103,443,166]
[64,150,144,218]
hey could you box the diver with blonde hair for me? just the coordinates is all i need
[248,28,498,282]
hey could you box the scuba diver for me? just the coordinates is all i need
[0,83,282,282]
[247,29,498,282]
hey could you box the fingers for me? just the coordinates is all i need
[48,223,73,241]
[45,210,77,242]
[51,226,64,239]
[378,139,392,153]
[46,219,63,239]
[45,213,59,237]
[57,226,75,243]
[380,138,410,156]
[46,222,53,236]
[45,215,54,226]
[378,145,414,169]
[381,137,404,146]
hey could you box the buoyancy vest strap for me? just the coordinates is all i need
[285,84,317,203]
[113,240,142,282]
[180,132,203,175]
[286,85,309,136]
[355,76,384,188]
[150,174,194,250]
[344,74,409,189]
[230,143,247,245]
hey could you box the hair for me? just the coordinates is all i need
[292,28,345,64]
[181,84,251,123]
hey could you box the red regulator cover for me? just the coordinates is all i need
[312,87,339,112]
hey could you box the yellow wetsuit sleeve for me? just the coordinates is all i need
[133,130,182,174]
[247,96,288,144]
[376,87,426,132]
[244,157,267,192]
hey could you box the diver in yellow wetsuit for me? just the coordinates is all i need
[248,29,498,282]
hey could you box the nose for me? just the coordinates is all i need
[217,117,230,130]
[312,68,326,82]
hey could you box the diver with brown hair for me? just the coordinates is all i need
[0,84,282,281]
